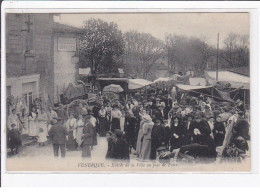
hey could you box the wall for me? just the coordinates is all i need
[6,14,54,102]
[53,33,79,103]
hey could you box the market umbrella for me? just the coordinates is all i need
[103,84,124,93]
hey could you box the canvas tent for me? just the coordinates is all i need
[176,84,234,103]
[189,78,207,86]
[205,71,250,89]
[153,77,173,83]
[128,79,152,90]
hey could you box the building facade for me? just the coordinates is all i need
[6,13,82,110]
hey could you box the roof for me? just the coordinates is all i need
[53,22,83,34]
[206,67,249,77]
[205,70,250,89]
[128,79,152,90]
[227,67,250,77]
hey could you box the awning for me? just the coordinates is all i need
[103,84,124,93]
[153,77,173,83]
[176,84,212,91]
[128,79,152,90]
[205,71,250,89]
[176,84,234,103]
[189,78,207,86]
[79,67,91,75]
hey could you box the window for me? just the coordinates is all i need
[22,82,36,111]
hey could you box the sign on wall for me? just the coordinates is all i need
[58,37,77,52]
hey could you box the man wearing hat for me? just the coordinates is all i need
[56,103,67,124]
[189,113,217,158]
[151,118,165,160]
[8,123,22,155]
[48,118,68,157]
[82,115,95,158]
[233,111,250,141]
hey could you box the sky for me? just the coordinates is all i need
[53,12,249,48]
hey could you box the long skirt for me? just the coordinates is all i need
[139,139,151,160]
[99,117,108,137]
[92,128,98,146]
[67,131,77,151]
[28,120,39,137]
[136,129,143,154]
[38,122,48,138]
[170,137,183,152]
[82,144,91,158]
[120,117,125,131]
[76,127,84,147]
[111,118,120,132]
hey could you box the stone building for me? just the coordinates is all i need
[6,13,82,109]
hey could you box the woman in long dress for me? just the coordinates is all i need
[139,115,154,161]
[111,105,122,132]
[28,107,38,137]
[98,105,108,137]
[136,118,145,155]
[170,116,184,151]
[66,112,78,151]
[76,114,84,148]
[37,108,48,141]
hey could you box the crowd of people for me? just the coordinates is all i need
[6,82,250,163]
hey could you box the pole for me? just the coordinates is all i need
[243,89,246,109]
[216,33,219,81]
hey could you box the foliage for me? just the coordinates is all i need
[165,34,215,75]
[78,18,125,74]
[123,31,165,79]
[221,33,249,68]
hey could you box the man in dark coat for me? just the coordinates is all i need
[111,129,130,160]
[8,123,22,155]
[48,118,68,157]
[124,112,137,152]
[150,119,165,160]
[233,111,250,140]
[82,115,95,158]
[213,115,226,146]
[55,103,67,124]
[189,113,216,158]
[182,114,193,146]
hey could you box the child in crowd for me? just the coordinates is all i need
[8,123,22,155]
[38,128,47,146]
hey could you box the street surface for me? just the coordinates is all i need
[7,136,138,161]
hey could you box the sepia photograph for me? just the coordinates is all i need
[3,11,251,172]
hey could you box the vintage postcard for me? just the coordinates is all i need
[2,7,252,173]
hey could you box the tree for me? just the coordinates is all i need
[165,34,214,75]
[221,33,249,68]
[123,31,165,79]
[78,18,125,74]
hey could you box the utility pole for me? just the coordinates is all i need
[216,33,219,81]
